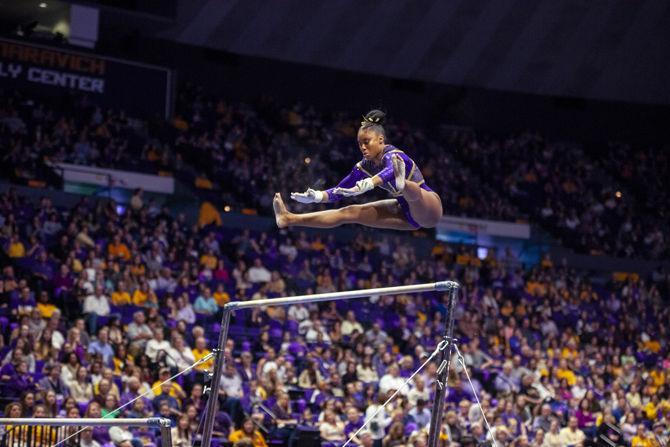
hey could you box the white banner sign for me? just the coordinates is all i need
[52,162,174,194]
[438,215,530,239]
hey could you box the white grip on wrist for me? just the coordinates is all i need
[356,178,375,193]
[290,188,324,203]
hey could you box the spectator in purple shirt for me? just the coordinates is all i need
[12,286,35,317]
[344,407,364,438]
[575,398,597,438]
[0,348,22,379]
[4,360,34,398]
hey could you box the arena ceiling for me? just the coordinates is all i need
[151,0,670,105]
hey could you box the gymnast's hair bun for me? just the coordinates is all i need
[362,109,386,126]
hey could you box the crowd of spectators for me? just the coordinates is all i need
[0,86,517,226]
[440,130,668,260]
[2,85,667,260]
[1,186,669,447]
[594,142,669,253]
[169,83,523,224]
[0,90,173,184]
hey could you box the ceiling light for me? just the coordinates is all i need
[39,2,48,8]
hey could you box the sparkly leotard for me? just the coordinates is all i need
[325,145,434,228]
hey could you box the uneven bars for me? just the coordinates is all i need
[201,280,458,447]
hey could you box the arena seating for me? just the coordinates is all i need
[0,183,668,446]
[5,85,667,260]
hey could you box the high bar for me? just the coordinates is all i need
[224,280,459,310]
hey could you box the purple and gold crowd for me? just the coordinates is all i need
[1,183,669,447]
[440,130,668,260]
[4,85,668,261]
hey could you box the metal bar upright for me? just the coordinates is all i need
[200,307,232,447]
[427,282,460,447]
[159,418,173,447]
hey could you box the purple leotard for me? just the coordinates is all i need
[325,145,434,228]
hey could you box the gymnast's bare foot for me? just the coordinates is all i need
[392,154,405,192]
[273,193,291,228]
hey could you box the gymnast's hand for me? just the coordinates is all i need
[333,178,375,197]
[290,188,324,203]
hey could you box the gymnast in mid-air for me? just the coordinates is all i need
[273,109,442,230]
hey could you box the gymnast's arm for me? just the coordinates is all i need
[323,165,368,202]
[329,164,385,198]
[375,152,397,185]
[291,163,381,203]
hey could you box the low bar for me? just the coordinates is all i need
[0,417,172,447]
[0,418,170,426]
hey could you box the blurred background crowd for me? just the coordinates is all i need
[2,84,668,262]
[1,153,669,446]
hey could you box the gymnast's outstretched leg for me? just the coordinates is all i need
[273,193,414,230]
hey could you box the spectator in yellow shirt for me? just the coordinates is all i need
[200,250,218,270]
[36,291,58,319]
[525,279,547,297]
[213,284,230,306]
[192,337,213,372]
[198,202,222,228]
[310,237,326,252]
[195,175,214,189]
[456,249,470,266]
[229,418,267,447]
[431,243,446,257]
[129,255,146,277]
[7,235,25,258]
[111,281,132,306]
[651,368,666,388]
[500,300,514,317]
[556,359,577,386]
[643,399,658,421]
[132,282,155,307]
[631,424,653,447]
[561,340,579,360]
[152,367,186,403]
[643,338,661,354]
[107,235,131,261]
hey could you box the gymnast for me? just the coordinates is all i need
[273,109,443,230]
